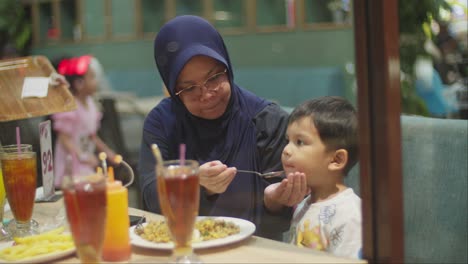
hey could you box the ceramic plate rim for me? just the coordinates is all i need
[0,241,75,264]
[130,216,256,250]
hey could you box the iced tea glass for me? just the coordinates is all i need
[63,173,107,263]
[157,160,201,264]
[0,144,37,237]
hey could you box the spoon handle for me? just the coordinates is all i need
[237,170,262,176]
[261,171,285,179]
[237,170,284,178]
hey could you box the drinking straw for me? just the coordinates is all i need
[114,154,123,164]
[16,126,21,154]
[150,144,175,220]
[98,152,108,178]
[151,144,164,167]
[113,155,135,188]
[107,166,115,182]
[179,143,186,166]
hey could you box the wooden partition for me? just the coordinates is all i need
[353,0,404,262]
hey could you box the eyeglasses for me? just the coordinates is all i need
[175,69,228,98]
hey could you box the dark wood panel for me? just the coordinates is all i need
[353,0,404,262]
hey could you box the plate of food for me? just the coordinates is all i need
[0,227,75,263]
[130,216,256,250]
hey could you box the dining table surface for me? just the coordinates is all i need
[3,194,366,263]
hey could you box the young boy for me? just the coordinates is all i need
[264,96,361,259]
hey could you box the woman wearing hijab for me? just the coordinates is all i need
[138,15,306,240]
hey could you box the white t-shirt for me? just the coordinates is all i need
[287,188,362,259]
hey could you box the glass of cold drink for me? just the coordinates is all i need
[157,160,201,264]
[0,144,37,238]
[62,173,107,263]
[0,165,10,241]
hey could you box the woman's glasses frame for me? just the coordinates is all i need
[175,68,228,98]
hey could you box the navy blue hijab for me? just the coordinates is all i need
[149,15,270,221]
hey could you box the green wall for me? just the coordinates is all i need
[226,29,354,67]
[31,29,355,100]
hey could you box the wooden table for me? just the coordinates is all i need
[4,198,366,263]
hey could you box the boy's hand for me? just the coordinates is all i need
[264,172,309,212]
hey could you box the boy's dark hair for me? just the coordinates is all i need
[288,96,359,175]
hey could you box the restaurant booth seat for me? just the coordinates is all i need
[346,115,468,263]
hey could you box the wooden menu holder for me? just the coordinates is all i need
[0,56,76,122]
[0,56,75,202]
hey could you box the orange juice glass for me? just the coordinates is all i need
[102,180,131,261]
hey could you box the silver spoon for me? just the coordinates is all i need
[134,215,146,235]
[237,170,285,179]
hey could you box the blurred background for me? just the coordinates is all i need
[0,0,467,208]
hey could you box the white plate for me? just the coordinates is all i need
[0,241,75,263]
[130,216,256,250]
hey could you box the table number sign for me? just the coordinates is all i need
[36,120,61,202]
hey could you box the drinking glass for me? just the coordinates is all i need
[157,160,201,264]
[0,168,10,241]
[62,173,107,263]
[102,180,131,262]
[0,144,38,237]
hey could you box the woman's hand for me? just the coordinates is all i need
[264,172,309,212]
[199,160,236,195]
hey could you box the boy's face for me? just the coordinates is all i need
[282,116,335,187]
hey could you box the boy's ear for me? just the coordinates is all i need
[328,149,348,171]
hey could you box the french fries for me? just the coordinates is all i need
[0,227,74,261]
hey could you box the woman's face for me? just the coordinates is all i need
[175,56,231,119]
